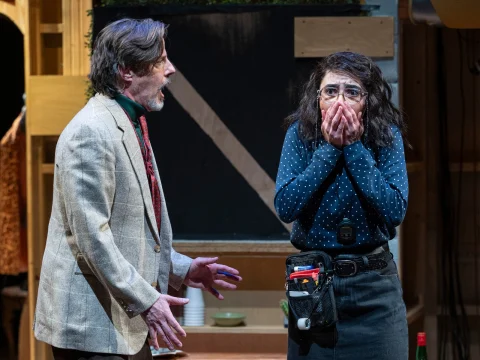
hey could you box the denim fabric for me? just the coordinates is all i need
[288,255,408,360]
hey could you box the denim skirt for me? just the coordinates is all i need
[287,253,408,360]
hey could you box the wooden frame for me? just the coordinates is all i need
[294,16,395,58]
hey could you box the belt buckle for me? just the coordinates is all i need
[334,260,357,277]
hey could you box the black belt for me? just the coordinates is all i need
[332,248,392,277]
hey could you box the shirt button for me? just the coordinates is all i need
[154,245,161,253]
[151,281,158,287]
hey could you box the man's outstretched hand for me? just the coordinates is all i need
[142,294,188,351]
[184,257,242,300]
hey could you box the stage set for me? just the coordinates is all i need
[0,0,479,359]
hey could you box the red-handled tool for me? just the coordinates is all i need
[289,268,320,281]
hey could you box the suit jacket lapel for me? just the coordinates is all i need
[94,94,161,243]
[150,151,172,243]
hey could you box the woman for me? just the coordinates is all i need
[275,52,408,359]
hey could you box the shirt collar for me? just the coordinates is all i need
[114,93,146,123]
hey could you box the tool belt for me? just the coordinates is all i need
[285,251,336,332]
[285,246,391,332]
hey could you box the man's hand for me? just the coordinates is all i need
[342,102,363,146]
[142,294,188,351]
[184,257,242,300]
[321,102,345,149]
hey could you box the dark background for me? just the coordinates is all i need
[93,4,373,240]
[0,14,24,138]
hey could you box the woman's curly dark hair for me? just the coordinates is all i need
[285,52,408,149]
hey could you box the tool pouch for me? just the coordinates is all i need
[285,251,337,331]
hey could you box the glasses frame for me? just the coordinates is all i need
[317,86,368,104]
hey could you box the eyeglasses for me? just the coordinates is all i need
[318,84,367,105]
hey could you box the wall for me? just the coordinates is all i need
[402,21,480,359]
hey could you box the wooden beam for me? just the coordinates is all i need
[294,17,394,58]
[0,1,27,34]
[62,0,91,75]
[173,241,296,255]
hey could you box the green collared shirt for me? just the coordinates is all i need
[114,93,147,153]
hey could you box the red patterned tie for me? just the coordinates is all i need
[138,115,162,233]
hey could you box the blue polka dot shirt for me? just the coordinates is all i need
[274,122,408,252]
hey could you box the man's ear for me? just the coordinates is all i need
[118,66,134,83]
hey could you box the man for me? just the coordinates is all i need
[34,18,241,360]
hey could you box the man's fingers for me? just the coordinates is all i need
[165,295,189,306]
[214,265,241,278]
[196,257,219,266]
[214,279,238,290]
[166,313,186,338]
[208,287,224,300]
[156,324,174,351]
[160,321,182,349]
[149,327,159,350]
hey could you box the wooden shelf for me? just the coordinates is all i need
[184,325,287,334]
[180,354,285,360]
[173,240,295,255]
[39,23,63,33]
[449,162,480,172]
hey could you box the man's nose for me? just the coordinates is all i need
[166,59,176,76]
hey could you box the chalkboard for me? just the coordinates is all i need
[92,4,376,240]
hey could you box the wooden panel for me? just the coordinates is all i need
[39,23,63,33]
[294,17,394,58]
[181,333,287,354]
[29,0,41,75]
[62,0,91,75]
[176,255,286,291]
[398,0,410,21]
[41,33,62,75]
[40,0,61,24]
[28,75,87,135]
[184,325,286,334]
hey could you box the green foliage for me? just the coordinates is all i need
[100,0,359,5]
[280,299,289,317]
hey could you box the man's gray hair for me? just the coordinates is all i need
[89,18,167,98]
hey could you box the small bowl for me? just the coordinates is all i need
[212,312,246,327]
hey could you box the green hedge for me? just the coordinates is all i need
[100,0,359,5]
